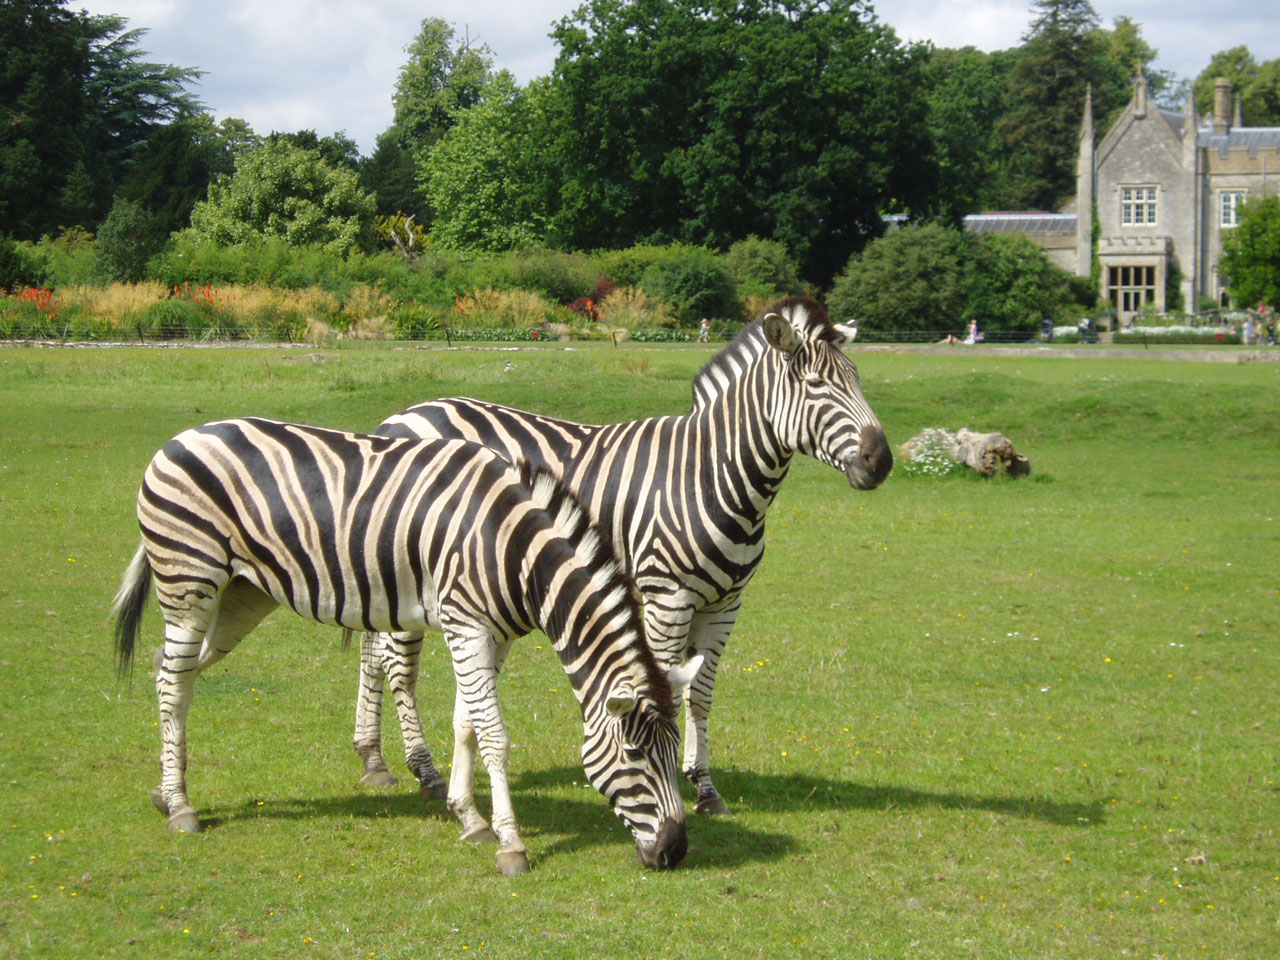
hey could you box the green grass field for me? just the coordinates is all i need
[1,341,1277,959]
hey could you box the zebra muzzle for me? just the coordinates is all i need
[843,424,893,490]
[636,817,688,870]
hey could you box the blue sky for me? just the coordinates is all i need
[74,0,1280,154]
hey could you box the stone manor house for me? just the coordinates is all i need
[970,73,1280,325]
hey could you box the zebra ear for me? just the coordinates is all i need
[762,313,800,354]
[606,683,638,718]
[833,320,858,343]
[668,654,704,695]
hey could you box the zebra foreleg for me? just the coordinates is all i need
[444,633,529,876]
[645,600,731,813]
[681,600,742,815]
[381,632,448,798]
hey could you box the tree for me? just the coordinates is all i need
[96,197,163,281]
[963,231,1074,334]
[723,235,803,297]
[924,46,1018,219]
[1193,47,1257,118]
[1,0,91,236]
[1194,48,1280,127]
[267,130,360,173]
[367,17,494,221]
[422,73,557,252]
[548,0,937,284]
[826,224,969,338]
[115,114,241,236]
[0,1,200,237]
[186,140,376,255]
[1220,194,1280,308]
[1098,16,1174,113]
[393,18,492,153]
[997,0,1131,210]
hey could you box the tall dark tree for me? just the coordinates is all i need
[997,0,1119,211]
[115,113,243,236]
[549,0,937,284]
[0,1,200,237]
[1,0,90,236]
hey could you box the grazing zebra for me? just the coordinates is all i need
[112,418,700,874]
[356,296,892,814]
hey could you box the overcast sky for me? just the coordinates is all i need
[74,0,1280,155]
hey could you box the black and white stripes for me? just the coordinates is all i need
[361,297,891,813]
[114,418,695,873]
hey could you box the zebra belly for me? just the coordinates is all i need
[229,559,441,634]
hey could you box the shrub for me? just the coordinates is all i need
[449,288,551,332]
[96,198,164,282]
[827,223,967,337]
[963,232,1075,337]
[639,246,739,324]
[390,303,441,339]
[27,227,101,287]
[596,285,675,329]
[1114,325,1241,345]
[724,236,803,296]
[489,249,597,304]
[0,235,40,291]
[594,244,671,287]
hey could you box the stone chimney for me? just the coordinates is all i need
[1234,92,1243,128]
[1213,77,1232,134]
[1133,68,1148,118]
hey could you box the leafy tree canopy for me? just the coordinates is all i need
[186,139,376,256]
[1193,47,1280,126]
[1220,195,1280,308]
[549,0,938,285]
[393,17,492,154]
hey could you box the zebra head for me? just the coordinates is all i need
[582,656,703,869]
[760,298,892,489]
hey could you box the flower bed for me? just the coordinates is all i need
[1114,325,1241,345]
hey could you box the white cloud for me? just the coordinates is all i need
[71,0,1280,154]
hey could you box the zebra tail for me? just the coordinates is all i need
[112,542,152,678]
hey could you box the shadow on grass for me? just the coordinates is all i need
[200,762,1102,871]
[201,784,792,870]
[511,765,1105,828]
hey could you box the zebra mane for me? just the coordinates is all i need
[519,464,675,713]
[692,296,839,407]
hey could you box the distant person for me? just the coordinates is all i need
[1041,317,1054,342]
[698,318,711,343]
[964,320,979,344]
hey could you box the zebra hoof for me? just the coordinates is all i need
[150,786,169,816]
[496,850,531,876]
[167,808,200,834]
[695,794,730,816]
[460,825,499,845]
[360,769,399,789]
[420,778,449,800]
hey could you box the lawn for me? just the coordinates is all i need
[1,340,1276,959]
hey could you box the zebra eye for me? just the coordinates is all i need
[623,744,645,763]
[803,373,825,386]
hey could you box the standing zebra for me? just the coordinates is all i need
[356,296,892,814]
[112,418,699,874]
